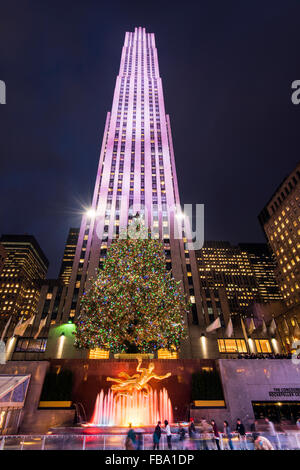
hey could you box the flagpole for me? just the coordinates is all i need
[275,316,285,353]
[26,315,35,360]
[241,314,250,354]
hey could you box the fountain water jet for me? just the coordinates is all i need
[89,358,173,427]
[90,387,173,427]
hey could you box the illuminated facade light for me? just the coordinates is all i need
[86,208,96,219]
[57,333,65,359]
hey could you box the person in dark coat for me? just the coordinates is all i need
[178,424,186,450]
[236,419,247,449]
[211,420,221,450]
[136,432,143,450]
[188,418,200,450]
[126,423,136,450]
[188,418,196,437]
[153,421,162,450]
[250,420,258,433]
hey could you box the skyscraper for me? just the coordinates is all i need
[195,241,283,356]
[0,244,6,275]
[0,235,49,328]
[196,241,259,316]
[59,27,204,357]
[59,228,80,286]
[259,162,300,308]
[238,243,282,303]
[197,242,281,313]
[259,161,300,350]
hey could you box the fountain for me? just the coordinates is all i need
[89,357,173,427]
[90,388,173,427]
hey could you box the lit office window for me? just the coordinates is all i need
[217,339,247,353]
[255,339,272,353]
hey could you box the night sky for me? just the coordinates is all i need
[0,0,300,277]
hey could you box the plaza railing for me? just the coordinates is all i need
[0,432,300,450]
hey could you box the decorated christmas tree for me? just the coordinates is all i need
[74,216,188,353]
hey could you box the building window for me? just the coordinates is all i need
[89,348,109,359]
[255,339,272,353]
[15,338,47,353]
[217,339,247,353]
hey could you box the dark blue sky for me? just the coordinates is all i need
[0,0,299,277]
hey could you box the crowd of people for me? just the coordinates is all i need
[125,417,278,450]
[237,353,292,359]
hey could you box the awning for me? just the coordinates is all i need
[0,375,30,408]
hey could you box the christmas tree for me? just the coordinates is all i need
[74,217,188,353]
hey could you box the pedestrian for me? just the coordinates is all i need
[188,418,196,438]
[250,419,258,433]
[136,432,143,450]
[264,417,278,449]
[211,420,220,450]
[198,417,209,450]
[178,423,186,450]
[126,423,136,450]
[296,417,300,430]
[164,420,172,450]
[188,418,196,449]
[250,419,258,443]
[253,432,274,450]
[188,418,199,449]
[202,418,213,450]
[223,421,234,450]
[236,418,247,450]
[153,421,161,450]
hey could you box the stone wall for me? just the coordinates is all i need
[216,359,300,428]
[48,358,216,422]
[31,410,75,433]
[2,358,299,433]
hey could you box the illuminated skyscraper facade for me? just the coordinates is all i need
[259,162,300,308]
[196,241,281,316]
[259,161,300,350]
[59,27,205,357]
[0,235,49,329]
[59,228,80,286]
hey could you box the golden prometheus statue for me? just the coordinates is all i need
[107,357,171,397]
